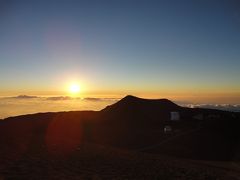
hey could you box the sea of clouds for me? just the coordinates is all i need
[0,95,239,119]
[176,102,240,112]
[0,95,118,119]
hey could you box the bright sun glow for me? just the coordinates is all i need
[69,83,81,94]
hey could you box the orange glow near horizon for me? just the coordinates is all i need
[0,88,239,104]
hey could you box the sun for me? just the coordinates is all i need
[69,83,81,94]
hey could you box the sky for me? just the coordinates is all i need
[0,0,240,103]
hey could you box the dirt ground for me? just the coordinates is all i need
[0,142,239,180]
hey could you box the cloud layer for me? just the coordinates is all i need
[178,103,240,112]
[0,96,118,119]
[0,96,239,119]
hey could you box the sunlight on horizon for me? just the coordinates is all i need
[69,83,81,94]
[66,81,84,97]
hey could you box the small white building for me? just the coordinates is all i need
[164,125,172,133]
[170,112,180,121]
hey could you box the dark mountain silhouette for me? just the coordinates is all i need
[89,96,240,161]
[100,95,180,128]
[0,95,240,162]
[89,95,182,148]
[103,95,180,112]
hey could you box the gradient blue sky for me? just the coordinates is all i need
[0,0,240,103]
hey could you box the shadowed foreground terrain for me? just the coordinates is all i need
[0,95,240,179]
